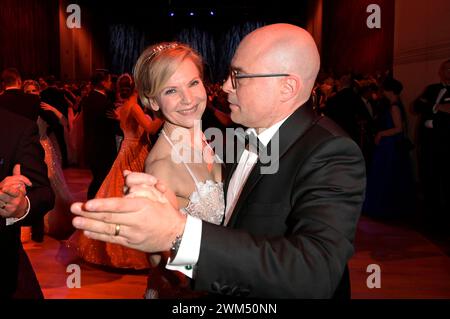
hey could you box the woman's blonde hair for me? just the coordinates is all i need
[133,42,203,109]
[22,79,40,92]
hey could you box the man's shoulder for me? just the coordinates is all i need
[0,109,36,143]
[0,108,34,125]
[288,114,357,158]
[23,92,40,105]
[0,89,38,103]
[0,89,19,101]
[82,92,106,109]
[315,115,350,138]
[424,83,445,95]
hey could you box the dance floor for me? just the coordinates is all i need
[23,168,450,299]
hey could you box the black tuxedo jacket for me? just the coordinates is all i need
[0,89,40,122]
[40,87,69,118]
[194,100,366,298]
[414,83,450,144]
[0,109,55,298]
[414,83,449,121]
[324,87,362,142]
[81,90,119,168]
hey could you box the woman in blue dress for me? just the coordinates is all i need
[363,78,416,219]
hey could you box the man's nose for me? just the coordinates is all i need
[222,76,233,93]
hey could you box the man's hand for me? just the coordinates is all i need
[0,164,30,218]
[71,195,186,253]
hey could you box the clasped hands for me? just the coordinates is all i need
[0,164,31,219]
[71,170,186,253]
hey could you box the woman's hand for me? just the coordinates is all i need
[374,132,383,145]
[123,171,179,210]
[106,109,120,121]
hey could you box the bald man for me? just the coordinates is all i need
[71,24,366,298]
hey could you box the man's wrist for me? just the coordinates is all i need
[16,195,30,219]
[169,212,187,258]
[166,215,202,278]
[170,234,183,260]
[6,196,30,226]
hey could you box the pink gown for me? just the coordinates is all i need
[68,103,152,269]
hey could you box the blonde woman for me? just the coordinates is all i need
[133,42,225,298]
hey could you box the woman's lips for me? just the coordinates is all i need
[178,104,198,115]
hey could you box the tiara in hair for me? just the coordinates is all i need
[148,43,179,61]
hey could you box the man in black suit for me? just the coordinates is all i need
[0,108,55,298]
[0,68,40,121]
[414,59,450,226]
[323,74,361,143]
[82,70,119,199]
[71,24,365,298]
[355,82,378,168]
[0,69,48,242]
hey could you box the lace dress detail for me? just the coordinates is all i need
[161,130,224,225]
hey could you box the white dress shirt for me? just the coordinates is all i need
[5,196,31,225]
[166,116,290,277]
[361,97,373,119]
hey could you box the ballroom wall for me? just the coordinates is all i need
[322,0,395,76]
[393,0,450,139]
[58,0,108,81]
[306,0,323,54]
[0,0,60,79]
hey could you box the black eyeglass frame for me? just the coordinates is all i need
[229,69,290,89]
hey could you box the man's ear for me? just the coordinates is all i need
[280,76,301,102]
[150,98,160,111]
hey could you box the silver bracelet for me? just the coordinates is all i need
[170,234,183,259]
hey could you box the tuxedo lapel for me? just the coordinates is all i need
[227,99,321,227]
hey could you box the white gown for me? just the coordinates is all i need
[144,130,225,298]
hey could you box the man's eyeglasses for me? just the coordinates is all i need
[229,69,290,89]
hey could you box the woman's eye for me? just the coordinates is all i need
[190,80,200,86]
[164,88,176,95]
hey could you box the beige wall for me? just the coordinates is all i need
[59,0,103,81]
[306,0,323,54]
[394,0,450,132]
[394,0,450,170]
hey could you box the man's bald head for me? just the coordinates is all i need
[237,24,320,103]
[223,24,321,130]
